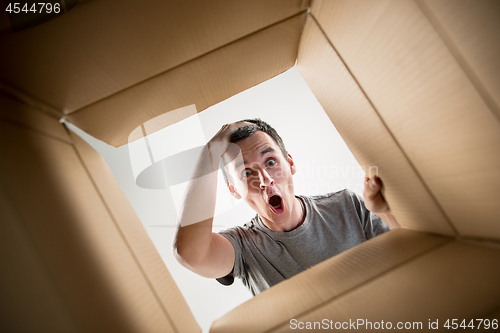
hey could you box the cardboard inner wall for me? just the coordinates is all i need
[0,93,74,332]
[308,0,500,240]
[297,16,455,236]
[0,0,309,112]
[211,229,500,332]
[210,229,451,332]
[269,240,500,333]
[0,0,309,147]
[0,1,309,331]
[1,0,500,332]
[416,0,500,121]
[0,94,200,332]
[66,12,306,147]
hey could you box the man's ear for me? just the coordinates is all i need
[287,153,296,175]
[227,182,242,199]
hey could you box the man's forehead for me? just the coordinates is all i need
[238,131,277,152]
[225,133,278,168]
[233,145,276,169]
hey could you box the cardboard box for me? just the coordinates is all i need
[1,0,499,331]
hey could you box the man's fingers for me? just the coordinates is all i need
[212,121,252,142]
[364,175,382,197]
[228,121,253,132]
[371,176,382,190]
[363,175,390,213]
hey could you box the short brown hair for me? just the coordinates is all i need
[221,119,287,184]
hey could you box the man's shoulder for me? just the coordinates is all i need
[303,188,356,203]
[218,215,260,238]
[301,189,364,216]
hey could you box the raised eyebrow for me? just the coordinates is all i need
[235,147,276,170]
[260,147,275,156]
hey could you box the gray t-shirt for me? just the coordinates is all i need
[219,189,390,295]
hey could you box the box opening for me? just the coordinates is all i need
[68,66,374,332]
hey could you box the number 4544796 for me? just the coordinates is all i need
[6,3,61,14]
[444,319,498,330]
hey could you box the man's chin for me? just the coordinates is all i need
[262,211,291,226]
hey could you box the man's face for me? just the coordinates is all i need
[226,131,297,230]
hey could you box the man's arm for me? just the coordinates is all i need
[172,123,245,278]
[363,175,401,229]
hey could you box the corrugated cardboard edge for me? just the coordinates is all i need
[0,91,69,143]
[0,109,77,331]
[296,15,455,236]
[416,0,500,122]
[65,12,307,147]
[0,0,309,113]
[210,229,451,333]
[68,127,201,333]
[269,240,500,333]
[310,0,500,240]
[211,230,500,333]
[0,94,198,332]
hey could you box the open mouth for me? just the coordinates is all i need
[268,195,284,214]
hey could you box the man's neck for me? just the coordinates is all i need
[260,197,305,232]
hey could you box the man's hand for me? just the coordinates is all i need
[363,175,390,214]
[363,175,400,229]
[206,122,252,171]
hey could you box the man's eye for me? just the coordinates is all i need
[242,169,253,177]
[265,159,276,167]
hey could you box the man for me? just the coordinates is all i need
[173,119,399,295]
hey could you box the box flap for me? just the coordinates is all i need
[0,0,309,147]
[0,115,197,331]
[297,16,455,236]
[65,12,306,147]
[0,0,308,113]
[210,229,450,332]
[267,240,500,332]
[417,0,500,121]
[308,0,500,240]
[69,128,201,333]
[0,92,70,143]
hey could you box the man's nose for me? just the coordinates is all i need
[259,169,274,189]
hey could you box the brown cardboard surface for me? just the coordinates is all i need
[2,1,500,332]
[0,2,10,35]
[297,17,455,236]
[0,92,70,143]
[0,81,62,119]
[66,12,306,147]
[417,0,500,122]
[271,240,500,332]
[0,182,76,332]
[69,128,200,333]
[310,0,500,240]
[210,229,451,333]
[0,0,308,114]
[0,119,186,332]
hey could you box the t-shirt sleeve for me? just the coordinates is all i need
[218,228,246,282]
[347,189,391,238]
